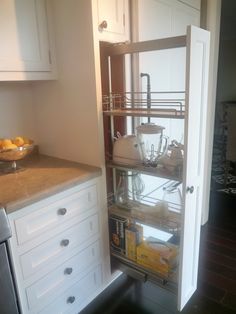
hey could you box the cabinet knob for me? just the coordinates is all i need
[186,186,194,194]
[58,208,67,216]
[61,239,70,247]
[67,296,75,304]
[99,20,108,31]
[64,267,73,275]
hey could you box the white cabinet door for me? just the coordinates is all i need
[178,26,210,310]
[0,0,56,80]
[97,0,130,42]
[137,0,200,93]
[179,0,201,10]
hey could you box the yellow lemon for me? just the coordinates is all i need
[22,137,31,145]
[4,143,17,150]
[2,139,12,148]
[13,136,24,147]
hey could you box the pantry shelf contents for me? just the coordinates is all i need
[102,25,210,311]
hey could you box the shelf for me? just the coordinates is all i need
[111,251,178,293]
[104,35,187,56]
[102,92,185,119]
[103,108,185,119]
[109,204,181,236]
[106,161,182,181]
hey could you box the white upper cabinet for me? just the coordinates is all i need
[0,0,57,81]
[136,0,200,41]
[96,0,130,42]
[178,0,201,10]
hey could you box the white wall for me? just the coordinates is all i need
[32,0,104,167]
[0,83,36,140]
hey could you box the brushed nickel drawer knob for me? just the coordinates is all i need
[61,239,70,247]
[67,296,75,304]
[58,208,67,215]
[186,186,194,194]
[99,20,108,30]
[64,267,73,275]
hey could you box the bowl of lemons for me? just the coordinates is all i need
[0,136,34,171]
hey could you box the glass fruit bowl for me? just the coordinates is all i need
[0,141,34,172]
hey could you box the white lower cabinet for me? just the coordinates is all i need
[8,178,106,314]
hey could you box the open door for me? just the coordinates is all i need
[178,26,210,310]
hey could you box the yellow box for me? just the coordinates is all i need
[125,224,143,261]
[136,237,178,276]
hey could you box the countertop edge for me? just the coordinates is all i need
[5,166,102,215]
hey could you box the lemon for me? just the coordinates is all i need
[2,139,12,148]
[4,143,17,149]
[13,136,24,147]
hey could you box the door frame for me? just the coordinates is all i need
[200,0,221,224]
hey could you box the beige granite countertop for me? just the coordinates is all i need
[0,154,102,214]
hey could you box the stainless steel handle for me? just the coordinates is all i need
[58,208,67,216]
[64,267,73,275]
[99,20,108,30]
[67,296,75,304]
[186,186,194,194]
[61,239,69,247]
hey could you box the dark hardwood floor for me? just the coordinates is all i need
[81,192,236,314]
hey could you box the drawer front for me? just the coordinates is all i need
[26,240,100,310]
[39,265,102,314]
[15,184,98,245]
[20,214,99,279]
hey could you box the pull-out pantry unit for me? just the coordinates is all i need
[102,25,210,311]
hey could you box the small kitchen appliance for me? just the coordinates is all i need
[136,123,168,167]
[113,133,142,165]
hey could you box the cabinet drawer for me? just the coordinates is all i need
[26,240,100,310]
[39,265,102,314]
[15,184,98,245]
[20,214,99,279]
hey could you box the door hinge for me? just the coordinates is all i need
[123,13,125,27]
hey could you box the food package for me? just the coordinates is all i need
[136,236,179,276]
[125,224,143,261]
[109,214,129,254]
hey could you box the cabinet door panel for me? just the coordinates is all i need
[178,26,210,311]
[98,0,125,35]
[0,0,51,72]
[179,0,201,10]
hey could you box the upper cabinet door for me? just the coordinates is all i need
[0,0,56,80]
[97,0,130,42]
[178,0,201,10]
[178,26,210,311]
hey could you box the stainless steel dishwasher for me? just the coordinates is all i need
[0,206,19,314]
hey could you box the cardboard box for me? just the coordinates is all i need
[109,214,128,254]
[136,237,179,276]
[125,224,143,261]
